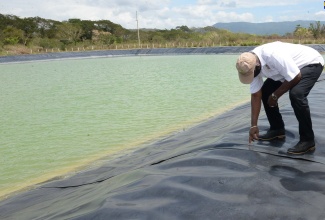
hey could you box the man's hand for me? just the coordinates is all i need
[267,95,278,107]
[269,72,301,106]
[249,126,259,143]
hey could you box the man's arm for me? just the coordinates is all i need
[250,89,262,143]
[267,72,302,107]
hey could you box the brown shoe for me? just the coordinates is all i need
[287,141,315,155]
[259,129,285,141]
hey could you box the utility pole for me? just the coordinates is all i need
[136,11,141,48]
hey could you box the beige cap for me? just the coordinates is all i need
[236,52,256,84]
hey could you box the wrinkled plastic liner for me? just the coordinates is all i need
[1,75,325,220]
[1,45,325,63]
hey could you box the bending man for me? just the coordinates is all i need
[236,41,324,155]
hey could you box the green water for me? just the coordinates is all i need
[0,55,249,198]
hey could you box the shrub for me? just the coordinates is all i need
[4,37,20,45]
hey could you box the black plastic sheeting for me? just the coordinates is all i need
[1,44,325,63]
[1,70,325,219]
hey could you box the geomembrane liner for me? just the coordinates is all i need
[1,45,325,63]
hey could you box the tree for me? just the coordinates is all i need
[309,21,321,39]
[1,26,24,45]
[152,35,165,44]
[35,17,59,39]
[294,25,309,43]
[176,25,191,33]
[69,19,94,40]
[21,17,41,45]
[0,14,20,30]
[56,22,83,45]
[99,33,116,45]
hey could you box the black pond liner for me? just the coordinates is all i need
[1,52,325,220]
[1,44,325,63]
[0,46,252,63]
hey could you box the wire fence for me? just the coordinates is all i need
[2,38,325,56]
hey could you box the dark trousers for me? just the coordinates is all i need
[261,63,323,141]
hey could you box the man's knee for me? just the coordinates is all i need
[289,88,305,105]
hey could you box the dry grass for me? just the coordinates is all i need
[1,45,32,56]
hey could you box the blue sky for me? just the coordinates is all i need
[1,0,324,29]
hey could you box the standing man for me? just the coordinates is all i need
[236,41,324,155]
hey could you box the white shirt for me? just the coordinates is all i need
[250,42,324,94]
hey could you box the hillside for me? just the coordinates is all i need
[213,20,325,35]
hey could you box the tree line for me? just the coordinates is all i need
[1,13,325,55]
[294,21,325,42]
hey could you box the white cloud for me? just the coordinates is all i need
[0,0,322,29]
[315,11,325,19]
[213,11,254,23]
[236,0,301,8]
[197,0,215,5]
[263,16,274,22]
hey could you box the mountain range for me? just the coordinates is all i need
[213,20,325,35]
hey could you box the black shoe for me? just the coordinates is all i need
[287,140,315,155]
[259,128,285,141]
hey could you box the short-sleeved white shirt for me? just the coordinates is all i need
[250,42,324,94]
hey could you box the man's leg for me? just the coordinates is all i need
[288,63,323,154]
[261,79,284,130]
[259,79,285,140]
[289,64,323,141]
